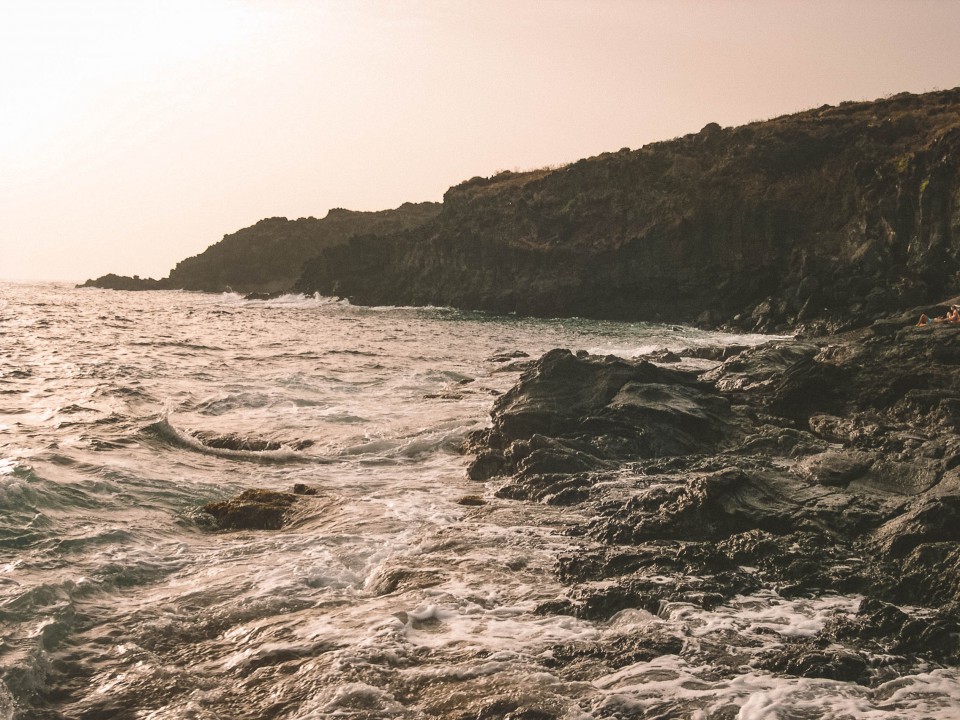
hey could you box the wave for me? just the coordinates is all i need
[129,340,224,351]
[141,416,327,463]
[214,292,345,310]
[340,420,477,460]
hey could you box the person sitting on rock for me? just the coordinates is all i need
[917,306,960,326]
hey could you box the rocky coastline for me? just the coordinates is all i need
[297,88,960,334]
[196,300,960,698]
[84,88,960,336]
[460,303,960,689]
[68,85,960,714]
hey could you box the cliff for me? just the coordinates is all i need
[297,88,960,332]
[81,202,441,294]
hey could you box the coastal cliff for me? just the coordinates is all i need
[81,202,440,294]
[297,88,960,332]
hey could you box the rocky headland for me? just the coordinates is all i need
[84,88,960,336]
[80,202,440,294]
[463,306,960,689]
[298,88,960,334]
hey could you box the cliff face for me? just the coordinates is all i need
[297,89,960,331]
[82,202,441,294]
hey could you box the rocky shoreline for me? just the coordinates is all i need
[85,88,960,336]
[460,305,960,687]
[198,302,960,698]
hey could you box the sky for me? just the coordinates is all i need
[3,0,960,282]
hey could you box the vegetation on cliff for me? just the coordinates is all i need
[297,88,960,332]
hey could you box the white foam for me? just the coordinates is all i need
[663,591,860,639]
[142,415,314,462]
[10,283,917,719]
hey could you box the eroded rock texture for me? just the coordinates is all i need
[466,319,960,682]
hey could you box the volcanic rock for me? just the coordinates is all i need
[467,316,960,674]
[82,203,440,294]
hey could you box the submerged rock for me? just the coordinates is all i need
[193,432,282,452]
[200,489,301,530]
[191,431,314,452]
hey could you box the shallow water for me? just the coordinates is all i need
[1,282,958,719]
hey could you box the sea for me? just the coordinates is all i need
[2,281,959,719]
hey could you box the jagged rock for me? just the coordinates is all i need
[755,642,869,683]
[797,450,875,486]
[545,628,684,671]
[469,349,748,486]
[467,313,960,677]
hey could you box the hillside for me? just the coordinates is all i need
[296,88,960,332]
[81,202,441,294]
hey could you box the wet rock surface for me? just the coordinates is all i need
[201,488,305,530]
[191,431,314,452]
[466,318,960,683]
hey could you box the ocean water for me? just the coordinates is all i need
[1,282,958,719]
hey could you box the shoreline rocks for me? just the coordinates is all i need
[465,312,960,678]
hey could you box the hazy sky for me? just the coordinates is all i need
[3,0,960,282]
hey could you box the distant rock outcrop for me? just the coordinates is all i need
[296,88,960,332]
[81,202,441,294]
[78,273,168,291]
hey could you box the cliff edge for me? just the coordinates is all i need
[297,88,960,332]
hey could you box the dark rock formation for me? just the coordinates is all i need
[192,431,284,452]
[298,88,960,332]
[465,348,748,484]
[188,430,313,453]
[200,489,301,530]
[200,483,321,530]
[82,202,440,294]
[466,313,960,679]
[78,273,168,291]
[200,483,323,530]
